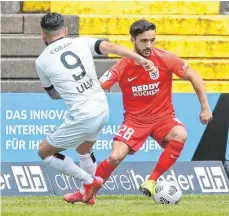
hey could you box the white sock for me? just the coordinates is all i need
[79,152,97,194]
[44,153,93,184]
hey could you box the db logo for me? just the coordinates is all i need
[11,166,48,192]
[194,167,229,193]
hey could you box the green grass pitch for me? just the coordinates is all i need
[2,195,229,216]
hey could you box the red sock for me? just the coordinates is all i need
[148,140,184,181]
[95,159,117,182]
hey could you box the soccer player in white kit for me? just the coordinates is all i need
[35,13,155,205]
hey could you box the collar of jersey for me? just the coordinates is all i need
[47,37,65,46]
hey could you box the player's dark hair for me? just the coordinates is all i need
[40,12,64,31]
[129,19,156,38]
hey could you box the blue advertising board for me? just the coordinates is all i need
[1,93,227,162]
[1,161,228,196]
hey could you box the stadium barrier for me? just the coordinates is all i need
[1,161,229,196]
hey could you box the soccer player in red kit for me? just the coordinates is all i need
[83,19,213,202]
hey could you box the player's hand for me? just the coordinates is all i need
[138,58,158,73]
[200,108,213,124]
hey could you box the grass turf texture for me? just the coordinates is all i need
[1,195,229,216]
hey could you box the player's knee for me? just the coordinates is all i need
[37,141,49,160]
[38,148,46,160]
[107,154,123,165]
[171,129,187,143]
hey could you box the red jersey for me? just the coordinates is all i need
[100,48,188,122]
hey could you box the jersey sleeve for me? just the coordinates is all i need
[99,60,124,90]
[35,61,52,88]
[166,53,189,79]
[79,36,105,56]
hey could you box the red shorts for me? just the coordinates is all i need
[113,117,185,154]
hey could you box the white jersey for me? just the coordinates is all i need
[35,37,108,120]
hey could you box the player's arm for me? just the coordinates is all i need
[99,41,156,72]
[35,62,61,100]
[183,67,212,124]
[99,70,117,91]
[99,41,144,62]
[99,57,128,91]
[82,37,156,72]
[168,54,212,124]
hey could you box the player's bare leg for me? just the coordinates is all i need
[140,126,187,197]
[107,140,131,165]
[83,140,131,202]
[163,126,187,144]
[64,141,98,205]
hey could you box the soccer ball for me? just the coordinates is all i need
[153,180,182,204]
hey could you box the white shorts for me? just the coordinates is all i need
[46,109,109,149]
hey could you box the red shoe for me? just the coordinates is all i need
[83,176,103,202]
[64,189,96,205]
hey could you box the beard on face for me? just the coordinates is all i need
[135,45,152,58]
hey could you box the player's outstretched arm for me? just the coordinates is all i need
[99,41,155,72]
[183,67,213,124]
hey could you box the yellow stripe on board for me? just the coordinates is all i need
[96,35,229,58]
[22,1,50,12]
[79,15,229,36]
[50,1,220,15]
[172,81,229,93]
[173,60,229,80]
